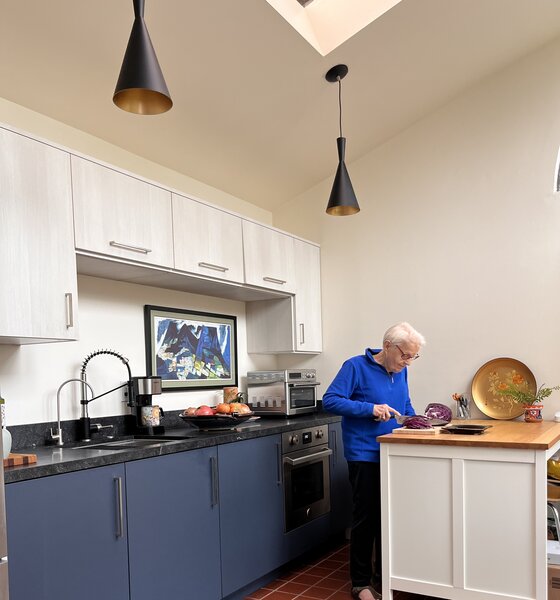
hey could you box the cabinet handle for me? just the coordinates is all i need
[263,276,286,285]
[64,293,74,328]
[114,476,124,538]
[299,323,305,345]
[210,456,219,507]
[198,262,229,272]
[109,240,152,254]
[276,443,282,486]
[330,430,337,468]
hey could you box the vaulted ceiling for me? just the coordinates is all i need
[2,0,560,212]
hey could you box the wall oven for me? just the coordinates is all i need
[247,369,319,416]
[282,424,332,532]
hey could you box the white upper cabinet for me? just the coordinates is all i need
[242,221,296,293]
[293,239,322,352]
[71,157,174,268]
[172,194,244,283]
[0,128,78,343]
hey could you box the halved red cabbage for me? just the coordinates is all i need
[402,415,432,429]
[424,403,452,423]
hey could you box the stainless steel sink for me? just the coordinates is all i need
[72,436,183,450]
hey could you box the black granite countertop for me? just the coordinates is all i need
[4,413,341,484]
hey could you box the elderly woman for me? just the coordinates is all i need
[323,322,426,600]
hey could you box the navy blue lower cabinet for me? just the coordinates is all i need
[329,421,353,535]
[5,464,129,600]
[218,434,286,598]
[126,447,221,600]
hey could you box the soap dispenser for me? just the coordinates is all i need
[0,389,12,458]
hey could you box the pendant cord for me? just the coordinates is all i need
[338,77,343,138]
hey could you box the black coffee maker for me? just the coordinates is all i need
[126,376,164,435]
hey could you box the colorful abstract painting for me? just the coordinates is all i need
[144,305,237,390]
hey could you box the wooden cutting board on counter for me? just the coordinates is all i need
[3,453,37,467]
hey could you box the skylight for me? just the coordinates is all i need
[265,0,404,56]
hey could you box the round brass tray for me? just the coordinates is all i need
[471,357,536,420]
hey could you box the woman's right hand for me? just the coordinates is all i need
[373,404,400,421]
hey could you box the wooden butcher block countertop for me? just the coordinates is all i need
[378,419,560,450]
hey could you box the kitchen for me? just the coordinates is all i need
[2,1,560,599]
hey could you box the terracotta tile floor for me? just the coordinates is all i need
[244,541,442,600]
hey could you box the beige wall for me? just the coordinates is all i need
[275,37,560,421]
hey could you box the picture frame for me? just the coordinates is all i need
[144,305,238,391]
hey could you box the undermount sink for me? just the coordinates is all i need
[72,436,183,451]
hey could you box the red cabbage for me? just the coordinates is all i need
[424,403,452,423]
[402,415,432,429]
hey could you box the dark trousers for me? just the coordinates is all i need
[347,461,382,588]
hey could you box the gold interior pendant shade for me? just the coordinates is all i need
[113,0,172,115]
[325,64,360,216]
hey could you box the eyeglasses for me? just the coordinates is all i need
[394,344,420,362]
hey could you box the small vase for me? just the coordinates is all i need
[2,427,11,457]
[524,403,543,423]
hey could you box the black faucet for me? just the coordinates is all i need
[79,349,133,442]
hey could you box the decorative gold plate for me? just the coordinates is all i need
[471,357,536,420]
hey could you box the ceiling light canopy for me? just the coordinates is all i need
[113,0,172,115]
[325,64,360,217]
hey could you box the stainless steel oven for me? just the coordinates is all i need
[247,369,319,416]
[282,424,331,532]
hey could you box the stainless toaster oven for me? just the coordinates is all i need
[246,369,319,416]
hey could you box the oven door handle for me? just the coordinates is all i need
[283,447,332,466]
[288,382,321,387]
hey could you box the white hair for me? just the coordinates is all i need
[383,322,426,347]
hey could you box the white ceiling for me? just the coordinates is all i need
[2,0,560,212]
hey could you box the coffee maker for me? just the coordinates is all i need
[126,376,164,435]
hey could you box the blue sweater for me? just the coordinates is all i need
[322,348,416,462]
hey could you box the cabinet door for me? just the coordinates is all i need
[0,128,78,342]
[218,435,286,597]
[5,464,129,600]
[72,156,174,267]
[126,447,221,600]
[293,239,322,352]
[242,220,296,293]
[172,193,244,283]
[329,421,353,535]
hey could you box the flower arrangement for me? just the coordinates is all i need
[496,383,560,406]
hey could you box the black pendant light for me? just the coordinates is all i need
[113,0,172,115]
[325,64,360,216]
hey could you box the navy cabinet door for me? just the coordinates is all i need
[5,464,129,600]
[329,421,353,535]
[126,447,221,600]
[218,435,285,597]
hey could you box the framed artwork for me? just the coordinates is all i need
[144,305,238,391]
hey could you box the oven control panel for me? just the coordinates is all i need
[282,424,329,452]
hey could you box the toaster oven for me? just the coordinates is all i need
[246,369,319,416]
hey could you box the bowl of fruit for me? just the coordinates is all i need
[179,401,255,430]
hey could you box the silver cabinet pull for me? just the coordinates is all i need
[330,430,337,468]
[198,262,229,272]
[64,293,74,328]
[109,240,152,254]
[299,323,305,345]
[210,456,219,507]
[114,476,124,538]
[276,443,282,486]
[263,276,286,285]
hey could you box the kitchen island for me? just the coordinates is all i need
[378,420,560,600]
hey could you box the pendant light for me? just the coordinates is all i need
[113,0,172,115]
[325,64,360,216]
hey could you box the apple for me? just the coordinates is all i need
[195,405,215,416]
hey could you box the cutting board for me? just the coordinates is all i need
[3,453,38,467]
[392,427,441,435]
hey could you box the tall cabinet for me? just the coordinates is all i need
[0,128,78,343]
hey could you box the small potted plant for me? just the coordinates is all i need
[497,383,560,422]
